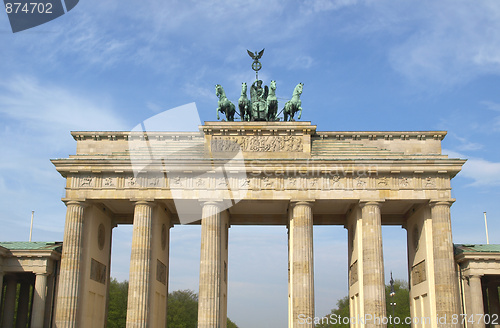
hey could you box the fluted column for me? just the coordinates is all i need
[16,280,31,328]
[198,202,224,328]
[55,200,85,328]
[469,275,485,328]
[288,201,314,328]
[360,201,386,328]
[2,275,17,328]
[126,201,153,328]
[31,273,48,328]
[431,201,461,327]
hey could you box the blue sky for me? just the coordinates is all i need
[2,1,500,327]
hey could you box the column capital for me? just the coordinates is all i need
[429,199,455,208]
[33,268,52,276]
[289,200,315,209]
[64,199,86,207]
[200,200,223,208]
[200,199,234,211]
[132,200,154,206]
[359,200,384,208]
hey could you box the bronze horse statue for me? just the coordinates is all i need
[216,84,236,121]
[238,82,250,121]
[266,80,278,121]
[283,83,303,121]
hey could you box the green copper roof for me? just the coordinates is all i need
[454,244,500,255]
[0,241,62,252]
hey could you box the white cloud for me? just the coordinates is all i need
[461,158,500,187]
[481,101,500,112]
[0,75,126,132]
[479,101,500,131]
[388,1,500,85]
[146,101,164,113]
[0,75,127,241]
[444,149,500,186]
[183,83,217,102]
[303,0,359,13]
[0,0,318,76]
[449,134,484,152]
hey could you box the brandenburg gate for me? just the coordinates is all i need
[51,120,465,328]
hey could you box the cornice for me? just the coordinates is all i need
[70,129,447,141]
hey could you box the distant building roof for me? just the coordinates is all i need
[0,241,62,252]
[454,244,500,255]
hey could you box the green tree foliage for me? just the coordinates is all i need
[107,278,129,328]
[316,279,410,328]
[385,279,411,328]
[227,318,238,328]
[166,290,239,328]
[167,290,199,328]
[315,296,350,328]
[106,279,239,328]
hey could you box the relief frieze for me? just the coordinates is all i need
[216,177,228,189]
[329,175,344,189]
[240,178,250,189]
[195,177,207,188]
[102,176,117,188]
[399,177,412,188]
[424,176,436,188]
[285,177,298,190]
[125,176,138,188]
[169,176,184,189]
[307,178,319,189]
[354,176,367,189]
[211,135,303,152]
[377,177,389,187]
[262,176,276,189]
[147,176,163,188]
[79,175,95,188]
[71,172,438,193]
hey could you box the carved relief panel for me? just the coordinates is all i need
[211,135,303,152]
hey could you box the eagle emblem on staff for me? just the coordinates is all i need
[247,48,265,72]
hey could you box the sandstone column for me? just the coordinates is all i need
[430,201,461,327]
[198,201,228,328]
[469,275,485,328]
[2,275,17,328]
[16,280,31,328]
[31,273,48,328]
[55,200,85,328]
[288,201,314,328]
[360,201,386,328]
[126,201,153,328]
